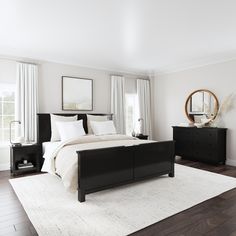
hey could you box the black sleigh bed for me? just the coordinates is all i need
[37,113,175,202]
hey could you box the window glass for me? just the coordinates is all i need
[125,94,140,136]
[3,102,14,115]
[0,83,15,143]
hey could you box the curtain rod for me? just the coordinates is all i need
[110,74,124,77]
[0,56,39,65]
[110,74,150,80]
[137,78,150,80]
[17,61,38,66]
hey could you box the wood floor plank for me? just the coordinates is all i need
[166,226,204,236]
[219,189,236,200]
[206,215,236,236]
[192,213,231,234]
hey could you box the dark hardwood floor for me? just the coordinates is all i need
[0,159,236,236]
[0,171,37,236]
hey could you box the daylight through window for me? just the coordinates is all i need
[125,93,140,136]
[0,83,15,143]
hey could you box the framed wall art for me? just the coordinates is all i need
[62,76,93,111]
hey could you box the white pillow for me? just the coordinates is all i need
[50,114,77,141]
[56,120,86,141]
[87,115,108,134]
[90,120,117,135]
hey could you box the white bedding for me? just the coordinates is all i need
[42,134,154,191]
[42,141,61,155]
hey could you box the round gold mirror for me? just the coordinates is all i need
[185,89,219,123]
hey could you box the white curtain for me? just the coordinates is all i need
[111,75,125,134]
[16,63,38,143]
[137,79,152,138]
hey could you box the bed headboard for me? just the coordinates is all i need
[37,113,112,144]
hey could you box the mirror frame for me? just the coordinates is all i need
[185,89,219,123]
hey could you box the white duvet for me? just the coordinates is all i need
[42,134,153,191]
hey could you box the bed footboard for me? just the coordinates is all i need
[77,146,134,202]
[134,141,175,180]
[77,141,175,202]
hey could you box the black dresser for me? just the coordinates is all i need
[173,126,227,164]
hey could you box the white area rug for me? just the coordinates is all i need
[10,164,236,236]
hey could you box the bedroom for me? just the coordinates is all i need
[0,0,236,235]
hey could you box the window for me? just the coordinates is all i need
[0,83,15,143]
[125,94,139,135]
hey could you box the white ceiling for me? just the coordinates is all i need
[1,0,236,74]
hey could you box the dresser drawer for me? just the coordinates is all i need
[193,129,217,142]
[173,127,192,141]
[173,127,193,157]
[193,140,217,150]
[193,149,218,162]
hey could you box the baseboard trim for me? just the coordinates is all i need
[226,159,236,167]
[0,163,10,171]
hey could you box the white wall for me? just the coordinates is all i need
[0,59,144,170]
[153,59,236,166]
[38,61,141,113]
[0,59,16,170]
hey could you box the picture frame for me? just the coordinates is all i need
[62,76,93,111]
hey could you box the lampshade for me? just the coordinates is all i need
[9,120,22,147]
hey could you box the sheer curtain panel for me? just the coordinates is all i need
[111,75,125,134]
[137,79,152,138]
[16,63,38,143]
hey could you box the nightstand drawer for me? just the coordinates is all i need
[135,134,148,140]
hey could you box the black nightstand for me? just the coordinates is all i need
[10,144,41,176]
[135,134,149,140]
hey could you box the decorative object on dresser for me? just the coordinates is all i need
[135,134,149,140]
[185,89,219,125]
[62,76,93,111]
[10,144,41,176]
[210,92,236,127]
[173,126,227,165]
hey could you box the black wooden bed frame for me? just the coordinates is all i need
[37,113,175,202]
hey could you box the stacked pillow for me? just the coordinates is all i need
[86,114,108,134]
[50,114,117,141]
[56,120,86,141]
[90,120,117,135]
[87,114,117,135]
[50,114,78,141]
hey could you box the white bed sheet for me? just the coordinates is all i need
[42,141,61,155]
